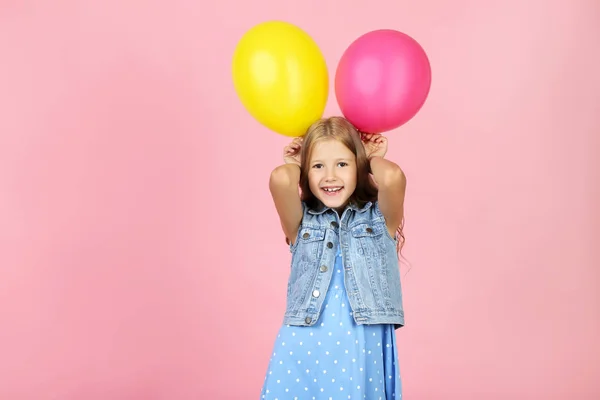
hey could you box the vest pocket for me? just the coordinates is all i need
[295,227,326,267]
[297,227,326,242]
[350,222,386,260]
[350,222,385,238]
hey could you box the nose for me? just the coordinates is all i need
[325,167,337,181]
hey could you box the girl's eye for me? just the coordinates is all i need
[338,162,348,167]
[312,164,323,169]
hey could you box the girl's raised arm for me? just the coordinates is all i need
[269,138,304,245]
[362,133,406,237]
[371,155,406,236]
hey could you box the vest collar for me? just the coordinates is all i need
[307,201,373,215]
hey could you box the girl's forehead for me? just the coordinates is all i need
[311,139,353,157]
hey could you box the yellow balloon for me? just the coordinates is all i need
[232,21,329,137]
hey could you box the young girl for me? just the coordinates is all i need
[261,116,406,400]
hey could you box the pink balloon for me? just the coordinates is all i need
[335,29,432,133]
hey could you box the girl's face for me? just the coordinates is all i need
[308,139,357,213]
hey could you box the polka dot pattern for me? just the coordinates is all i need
[261,248,402,399]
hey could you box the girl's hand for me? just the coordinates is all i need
[361,132,388,159]
[283,137,303,166]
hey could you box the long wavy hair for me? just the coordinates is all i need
[299,116,405,254]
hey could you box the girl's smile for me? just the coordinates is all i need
[321,185,344,195]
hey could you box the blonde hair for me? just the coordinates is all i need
[299,116,405,253]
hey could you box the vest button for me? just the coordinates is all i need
[305,317,312,324]
[327,242,333,249]
[331,221,339,228]
[303,232,310,239]
[320,265,328,272]
[366,227,373,233]
[312,290,320,298]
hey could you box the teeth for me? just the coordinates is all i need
[323,187,342,192]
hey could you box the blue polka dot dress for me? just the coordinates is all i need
[261,245,402,399]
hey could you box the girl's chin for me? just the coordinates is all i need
[318,194,350,210]
[320,187,345,198]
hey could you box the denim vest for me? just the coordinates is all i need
[283,201,405,329]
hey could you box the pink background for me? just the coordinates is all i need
[1,0,599,399]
